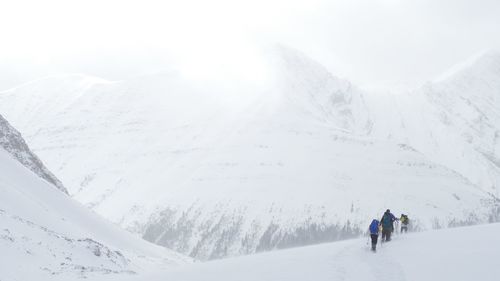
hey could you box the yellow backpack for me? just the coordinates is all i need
[401,215,408,224]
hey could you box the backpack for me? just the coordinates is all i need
[381,213,394,228]
[401,215,409,225]
[369,220,379,234]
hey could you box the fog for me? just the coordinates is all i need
[1,0,500,90]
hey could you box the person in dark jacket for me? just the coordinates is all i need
[368,219,380,252]
[380,209,397,242]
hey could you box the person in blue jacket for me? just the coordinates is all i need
[380,209,397,242]
[369,219,380,252]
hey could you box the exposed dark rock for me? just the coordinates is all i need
[0,114,67,193]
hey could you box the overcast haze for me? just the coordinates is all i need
[1,0,500,90]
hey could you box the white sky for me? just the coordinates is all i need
[1,0,499,90]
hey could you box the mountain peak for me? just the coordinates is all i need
[266,44,372,134]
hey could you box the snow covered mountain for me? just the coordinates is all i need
[365,50,500,197]
[0,47,498,260]
[0,115,188,280]
[424,50,500,192]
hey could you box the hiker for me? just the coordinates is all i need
[368,219,380,252]
[400,214,409,233]
[380,209,396,242]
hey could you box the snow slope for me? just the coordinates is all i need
[104,223,500,281]
[0,118,188,280]
[0,47,498,260]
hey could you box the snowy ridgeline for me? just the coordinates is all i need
[0,46,499,260]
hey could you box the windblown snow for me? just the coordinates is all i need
[0,46,499,260]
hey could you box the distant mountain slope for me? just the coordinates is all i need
[423,50,500,192]
[0,47,498,260]
[365,50,500,196]
[0,113,66,193]
[0,118,188,280]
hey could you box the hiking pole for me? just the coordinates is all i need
[377,225,382,248]
[365,230,371,250]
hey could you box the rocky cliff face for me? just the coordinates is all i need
[0,114,67,193]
